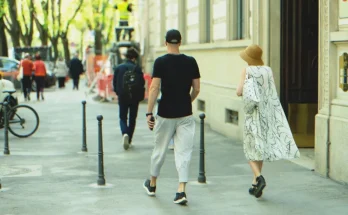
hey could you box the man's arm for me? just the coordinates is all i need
[113,67,119,95]
[127,3,133,12]
[190,78,200,102]
[147,78,160,114]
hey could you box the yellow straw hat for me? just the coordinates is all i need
[240,44,264,66]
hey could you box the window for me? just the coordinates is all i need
[225,109,238,125]
[212,0,227,41]
[236,0,244,39]
[0,59,19,71]
[165,0,178,30]
[198,100,206,112]
[229,0,252,40]
[339,0,348,27]
[186,0,200,43]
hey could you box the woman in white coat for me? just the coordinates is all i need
[54,57,68,88]
[236,44,300,198]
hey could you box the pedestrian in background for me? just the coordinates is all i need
[143,29,201,205]
[19,53,34,101]
[33,54,47,101]
[236,44,300,198]
[54,57,68,89]
[113,48,145,150]
[69,53,84,90]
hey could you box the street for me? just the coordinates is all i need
[0,80,348,215]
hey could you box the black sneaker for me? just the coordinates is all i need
[173,192,188,205]
[143,179,156,196]
[254,175,266,198]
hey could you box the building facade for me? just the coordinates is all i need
[137,0,348,184]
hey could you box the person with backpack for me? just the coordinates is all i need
[113,48,145,150]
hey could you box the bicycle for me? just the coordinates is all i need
[0,90,40,138]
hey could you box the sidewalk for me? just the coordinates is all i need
[0,81,348,215]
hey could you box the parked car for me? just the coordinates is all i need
[0,57,56,90]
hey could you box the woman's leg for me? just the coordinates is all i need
[58,77,63,88]
[35,77,40,100]
[40,77,45,100]
[249,161,262,184]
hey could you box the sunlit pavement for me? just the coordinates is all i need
[0,80,348,215]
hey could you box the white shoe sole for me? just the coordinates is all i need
[123,135,129,150]
[143,183,156,196]
[174,197,187,205]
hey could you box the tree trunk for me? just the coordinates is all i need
[94,29,103,55]
[0,17,8,56]
[6,0,21,47]
[61,36,70,64]
[50,36,59,61]
[34,18,49,46]
[80,30,84,58]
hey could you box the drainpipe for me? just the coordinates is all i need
[326,109,331,178]
[267,0,270,66]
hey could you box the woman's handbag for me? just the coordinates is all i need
[243,70,260,114]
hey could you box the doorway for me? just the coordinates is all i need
[280,0,319,148]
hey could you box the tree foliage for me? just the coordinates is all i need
[81,0,116,55]
[0,0,8,56]
[1,0,118,59]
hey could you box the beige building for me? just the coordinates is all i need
[137,0,348,184]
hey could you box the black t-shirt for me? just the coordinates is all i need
[152,54,200,118]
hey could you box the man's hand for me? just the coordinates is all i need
[147,115,155,130]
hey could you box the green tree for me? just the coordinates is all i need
[0,0,8,56]
[3,0,22,48]
[84,0,115,55]
[33,0,49,46]
[59,0,83,63]
[18,0,35,46]
[33,0,83,61]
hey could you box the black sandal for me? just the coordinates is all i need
[249,184,263,197]
[254,175,266,198]
[249,184,257,195]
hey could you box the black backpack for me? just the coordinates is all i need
[122,65,144,102]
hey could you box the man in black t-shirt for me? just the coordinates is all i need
[143,29,201,205]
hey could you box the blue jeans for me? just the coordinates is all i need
[119,102,139,142]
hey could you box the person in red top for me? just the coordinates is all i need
[20,53,34,101]
[33,54,47,101]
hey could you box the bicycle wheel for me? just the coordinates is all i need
[7,105,40,138]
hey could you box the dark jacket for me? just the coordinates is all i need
[69,57,84,79]
[113,60,145,103]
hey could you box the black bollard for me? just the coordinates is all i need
[97,115,106,186]
[81,101,88,152]
[3,102,10,155]
[198,113,206,183]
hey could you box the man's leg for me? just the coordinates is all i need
[172,116,195,204]
[76,77,80,90]
[150,117,176,183]
[119,102,129,135]
[120,21,128,40]
[144,116,176,195]
[128,102,139,143]
[119,102,130,149]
